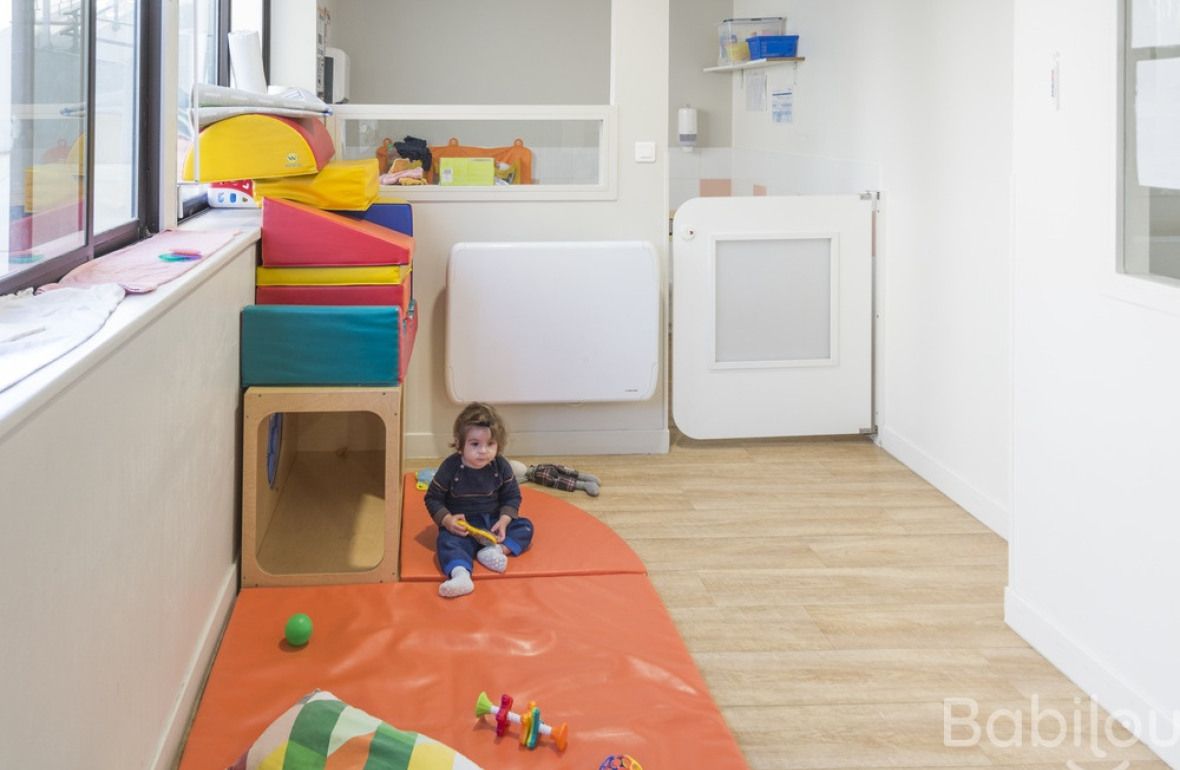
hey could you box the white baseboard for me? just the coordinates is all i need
[405,429,670,460]
[877,426,1009,540]
[152,565,238,770]
[1005,588,1179,768]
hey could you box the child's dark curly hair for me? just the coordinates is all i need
[452,402,508,450]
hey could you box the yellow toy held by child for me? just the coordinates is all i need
[456,519,499,546]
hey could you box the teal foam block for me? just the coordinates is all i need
[242,305,403,386]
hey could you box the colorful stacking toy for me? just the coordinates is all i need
[475,690,569,752]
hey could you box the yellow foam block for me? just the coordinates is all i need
[254,159,380,211]
[255,264,411,286]
[23,164,81,213]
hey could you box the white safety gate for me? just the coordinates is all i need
[672,195,875,439]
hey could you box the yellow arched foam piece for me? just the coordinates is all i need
[182,114,333,183]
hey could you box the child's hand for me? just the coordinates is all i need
[442,513,468,536]
[490,515,511,543]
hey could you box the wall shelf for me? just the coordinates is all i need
[703,57,805,73]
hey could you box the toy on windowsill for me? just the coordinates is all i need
[508,459,601,497]
[474,691,568,752]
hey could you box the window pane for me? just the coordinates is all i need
[338,116,604,186]
[714,238,833,364]
[94,0,139,233]
[2,1,88,283]
[1122,3,1180,281]
[176,0,218,212]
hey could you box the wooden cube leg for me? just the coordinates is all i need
[241,386,402,587]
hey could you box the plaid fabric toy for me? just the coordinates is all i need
[525,463,601,496]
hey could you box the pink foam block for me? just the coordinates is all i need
[261,197,414,267]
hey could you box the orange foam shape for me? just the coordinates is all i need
[261,197,414,267]
[176,575,749,770]
[399,472,647,581]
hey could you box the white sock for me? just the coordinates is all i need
[477,545,508,573]
[439,566,474,598]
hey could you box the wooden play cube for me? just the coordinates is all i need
[241,386,402,587]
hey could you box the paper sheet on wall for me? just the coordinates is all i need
[1136,58,1180,189]
[745,72,767,111]
[772,89,794,124]
[1132,0,1180,48]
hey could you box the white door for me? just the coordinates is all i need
[672,195,874,439]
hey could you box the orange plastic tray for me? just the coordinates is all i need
[177,575,748,769]
[399,472,647,581]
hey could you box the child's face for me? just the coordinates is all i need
[460,426,498,469]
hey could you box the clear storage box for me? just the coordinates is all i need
[718,17,785,64]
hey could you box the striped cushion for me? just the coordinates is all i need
[229,691,483,770]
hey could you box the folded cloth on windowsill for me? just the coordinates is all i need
[0,283,125,392]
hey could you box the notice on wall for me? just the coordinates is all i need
[1136,58,1180,189]
[772,89,795,124]
[745,72,767,111]
[1133,0,1180,48]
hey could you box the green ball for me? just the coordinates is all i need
[284,613,313,647]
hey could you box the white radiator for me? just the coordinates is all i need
[446,241,660,404]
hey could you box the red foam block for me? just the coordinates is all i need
[261,197,414,267]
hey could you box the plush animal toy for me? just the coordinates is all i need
[509,459,601,497]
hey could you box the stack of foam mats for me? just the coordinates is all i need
[176,484,750,770]
[241,197,417,387]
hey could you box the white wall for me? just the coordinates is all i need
[333,0,610,105]
[0,244,254,770]
[669,0,733,148]
[268,0,320,93]
[1007,1,1180,765]
[726,0,1014,537]
[384,0,670,458]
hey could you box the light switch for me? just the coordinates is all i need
[634,141,657,163]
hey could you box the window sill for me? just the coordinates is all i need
[0,209,261,443]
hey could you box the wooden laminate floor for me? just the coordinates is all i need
[504,435,1167,770]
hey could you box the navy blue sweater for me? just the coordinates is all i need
[424,453,522,527]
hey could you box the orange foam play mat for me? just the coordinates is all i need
[177,575,748,769]
[398,472,647,581]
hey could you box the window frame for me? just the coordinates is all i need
[176,0,234,222]
[1108,0,1180,317]
[1,0,156,295]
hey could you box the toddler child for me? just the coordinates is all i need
[425,402,534,598]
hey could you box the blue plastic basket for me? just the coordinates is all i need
[746,35,799,59]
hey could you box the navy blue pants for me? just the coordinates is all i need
[437,512,534,577]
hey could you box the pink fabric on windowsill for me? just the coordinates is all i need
[38,229,240,294]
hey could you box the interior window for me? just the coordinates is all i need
[1122,0,1180,281]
